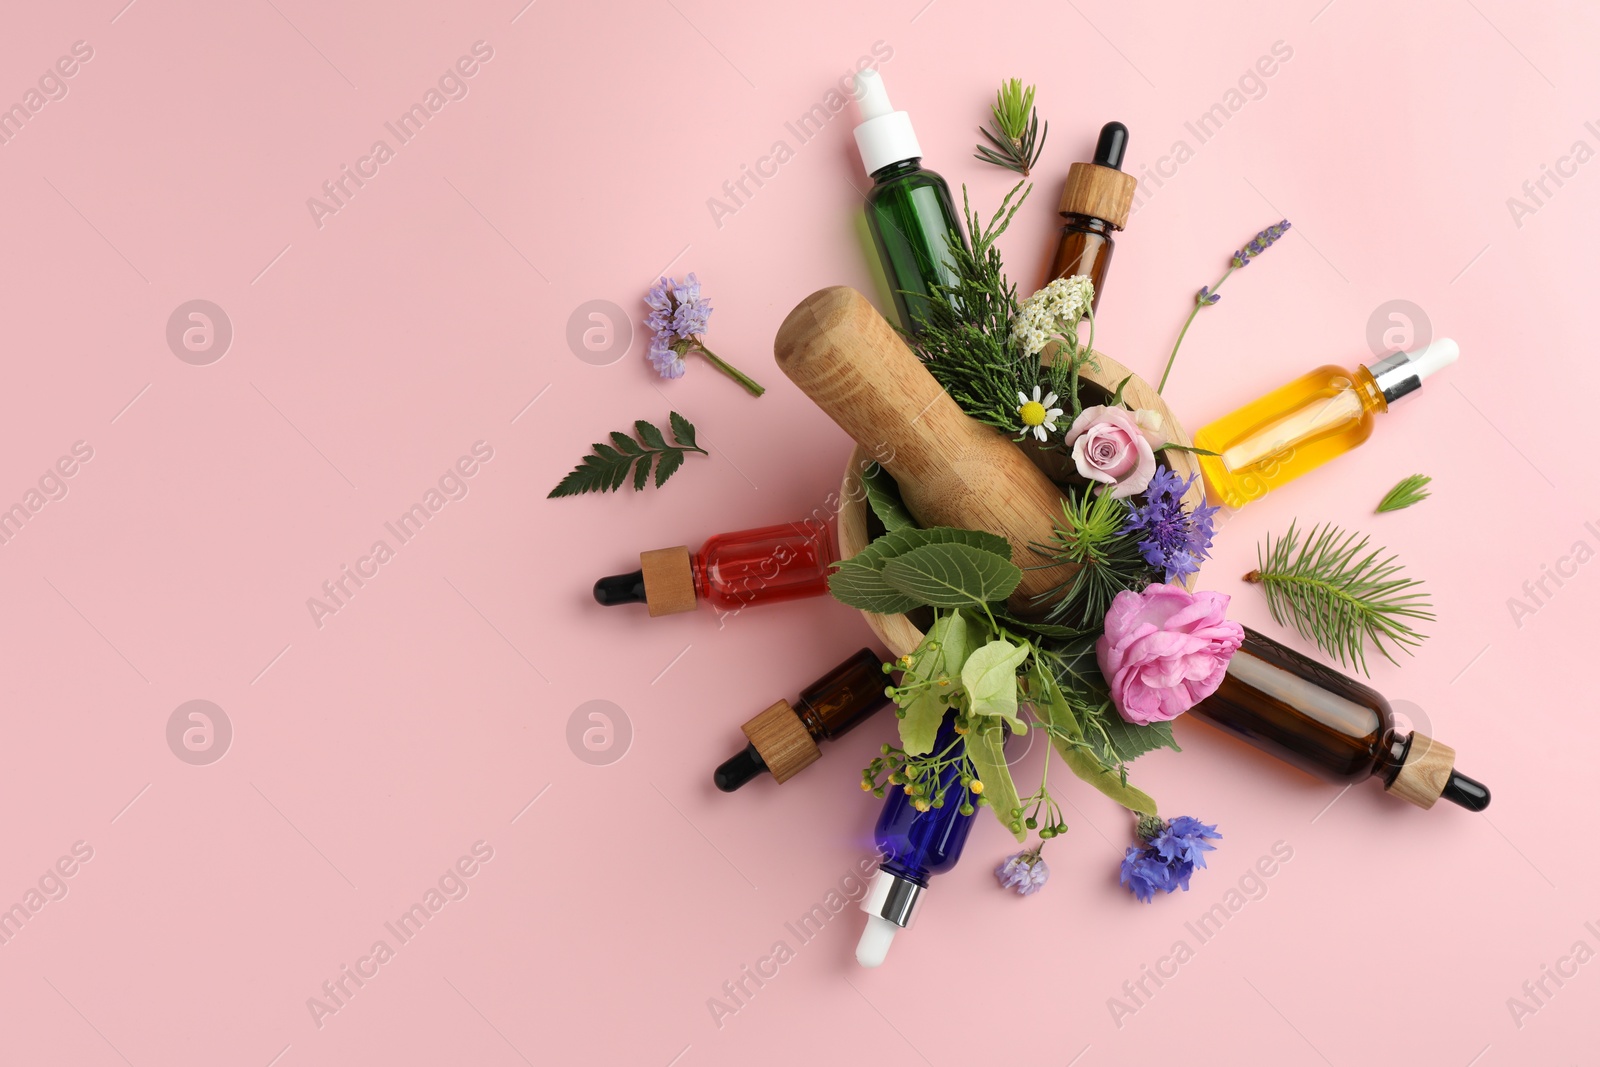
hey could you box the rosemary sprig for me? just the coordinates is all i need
[1032,482,1150,629]
[1377,474,1432,513]
[547,412,707,498]
[1244,522,1433,674]
[974,79,1047,176]
[913,181,1042,430]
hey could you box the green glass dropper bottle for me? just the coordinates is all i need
[852,69,968,334]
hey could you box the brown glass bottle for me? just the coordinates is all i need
[1191,628,1489,810]
[1046,122,1136,313]
[714,649,889,791]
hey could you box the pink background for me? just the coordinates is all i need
[2,0,1595,1064]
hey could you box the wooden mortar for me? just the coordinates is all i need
[775,286,1080,619]
[836,352,1206,658]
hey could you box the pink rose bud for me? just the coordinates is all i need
[1095,584,1245,725]
[1061,405,1162,498]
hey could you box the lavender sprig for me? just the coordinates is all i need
[1157,220,1290,393]
[645,274,764,397]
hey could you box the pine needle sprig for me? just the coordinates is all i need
[912,180,1045,430]
[974,79,1047,176]
[547,412,707,498]
[1244,522,1433,674]
[1377,474,1432,513]
[1032,482,1150,629]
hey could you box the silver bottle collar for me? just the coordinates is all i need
[1369,351,1422,405]
[861,868,924,929]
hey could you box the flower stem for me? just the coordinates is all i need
[1157,267,1233,394]
[692,341,765,397]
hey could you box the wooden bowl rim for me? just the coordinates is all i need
[836,352,1203,658]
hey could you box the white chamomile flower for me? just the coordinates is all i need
[1016,385,1063,442]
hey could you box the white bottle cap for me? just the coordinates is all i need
[855,915,899,968]
[1408,337,1458,381]
[852,69,922,177]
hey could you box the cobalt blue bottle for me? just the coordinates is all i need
[856,715,979,966]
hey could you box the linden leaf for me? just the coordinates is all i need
[967,722,1026,843]
[897,613,972,756]
[961,639,1030,732]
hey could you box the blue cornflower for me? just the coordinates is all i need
[1120,815,1221,903]
[996,849,1050,896]
[1122,465,1220,584]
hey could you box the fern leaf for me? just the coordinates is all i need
[547,413,707,498]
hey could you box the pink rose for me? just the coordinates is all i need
[1095,585,1245,725]
[1062,406,1164,498]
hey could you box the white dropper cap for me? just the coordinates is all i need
[856,915,899,968]
[852,69,922,177]
[1408,337,1458,381]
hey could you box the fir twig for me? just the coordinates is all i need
[1244,522,1433,674]
[974,79,1047,176]
[547,412,707,498]
[1032,482,1150,629]
[1377,474,1432,513]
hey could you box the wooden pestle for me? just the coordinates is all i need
[775,286,1079,617]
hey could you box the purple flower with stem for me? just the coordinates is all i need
[1122,465,1220,584]
[644,274,764,396]
[1120,813,1221,903]
[1156,220,1290,393]
[996,845,1050,896]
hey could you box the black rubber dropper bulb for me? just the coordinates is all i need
[1093,121,1129,170]
[593,570,646,606]
[1440,770,1491,811]
[713,744,768,792]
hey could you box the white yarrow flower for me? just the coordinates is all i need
[1011,275,1096,357]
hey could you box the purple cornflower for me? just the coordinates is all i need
[1120,815,1220,903]
[996,849,1050,896]
[1122,465,1219,584]
[642,274,763,396]
[1231,220,1291,267]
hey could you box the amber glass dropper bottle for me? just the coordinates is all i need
[715,649,890,791]
[1192,628,1489,811]
[1045,121,1136,312]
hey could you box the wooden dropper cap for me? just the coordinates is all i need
[1059,121,1137,230]
[1386,732,1490,810]
[593,547,699,616]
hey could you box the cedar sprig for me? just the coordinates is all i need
[974,79,1047,176]
[547,412,706,498]
[912,181,1045,429]
[1377,474,1432,513]
[1245,522,1433,674]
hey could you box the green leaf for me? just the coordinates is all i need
[829,527,1012,613]
[860,463,916,533]
[897,613,972,755]
[547,415,707,498]
[669,411,697,449]
[635,420,667,450]
[1084,707,1181,766]
[652,448,684,488]
[827,558,925,615]
[960,639,1029,731]
[881,542,1023,608]
[1377,473,1431,513]
[967,722,1026,842]
[1030,665,1158,814]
